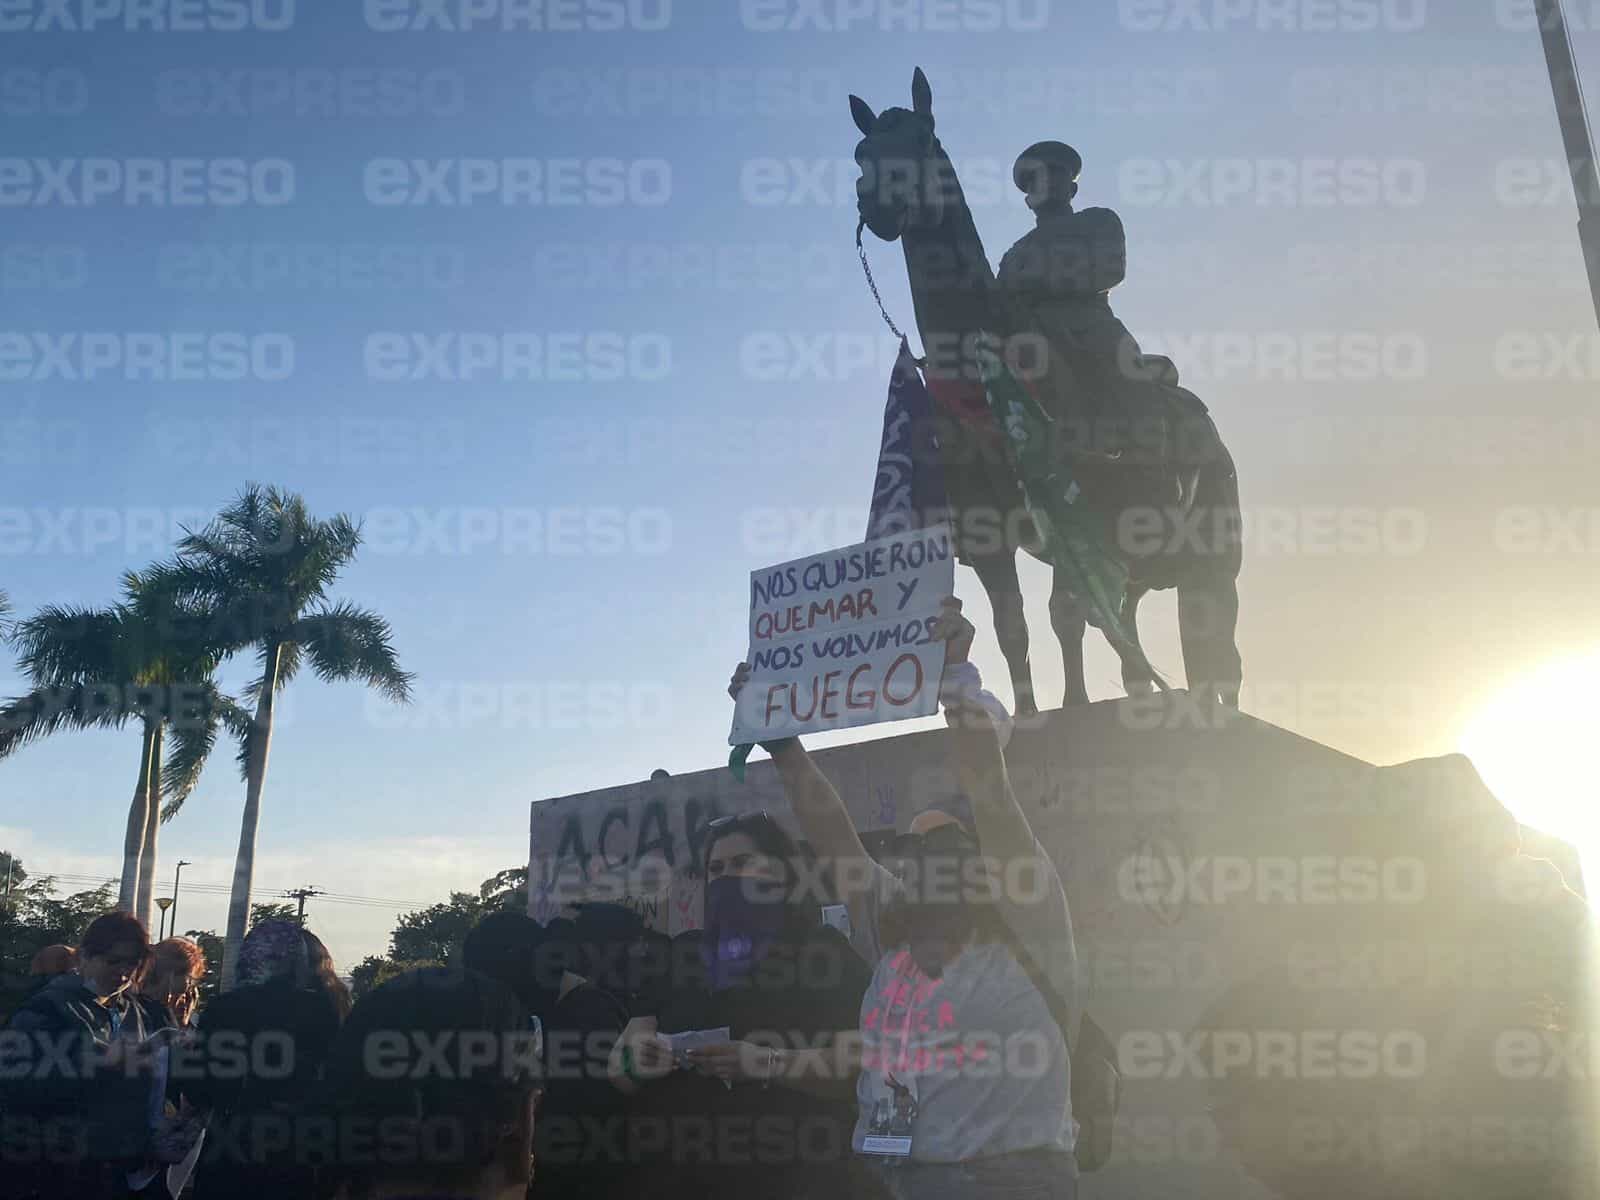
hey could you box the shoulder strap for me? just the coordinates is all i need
[1004,928,1076,1049]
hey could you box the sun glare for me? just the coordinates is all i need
[1459,648,1600,897]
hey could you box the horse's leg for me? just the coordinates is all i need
[1178,571,1242,708]
[1118,583,1155,696]
[1047,571,1088,707]
[969,549,1036,716]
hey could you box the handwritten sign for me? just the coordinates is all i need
[729,525,954,744]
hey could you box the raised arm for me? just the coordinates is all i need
[728,667,874,901]
[932,600,1079,1028]
[928,597,1034,864]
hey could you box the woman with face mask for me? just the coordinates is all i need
[608,811,877,1200]
[727,598,1081,1200]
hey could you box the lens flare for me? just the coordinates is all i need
[1459,647,1600,899]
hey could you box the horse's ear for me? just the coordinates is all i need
[849,94,876,136]
[911,67,932,118]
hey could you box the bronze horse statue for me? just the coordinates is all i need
[850,68,1243,714]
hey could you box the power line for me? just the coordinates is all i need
[19,870,435,911]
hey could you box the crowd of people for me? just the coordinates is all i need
[0,600,1085,1200]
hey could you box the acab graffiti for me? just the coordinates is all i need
[531,793,734,928]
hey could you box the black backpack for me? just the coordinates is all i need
[1067,1012,1121,1171]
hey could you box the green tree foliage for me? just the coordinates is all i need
[0,857,117,1019]
[478,867,528,911]
[390,891,483,964]
[182,928,225,1003]
[248,901,299,928]
[351,866,528,996]
[350,953,443,1000]
[0,851,26,897]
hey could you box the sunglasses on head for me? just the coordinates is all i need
[706,810,774,833]
[893,823,979,857]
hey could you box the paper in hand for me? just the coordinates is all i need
[661,1027,731,1063]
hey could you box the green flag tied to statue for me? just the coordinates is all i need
[973,333,1164,689]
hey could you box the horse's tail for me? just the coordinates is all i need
[1164,390,1242,582]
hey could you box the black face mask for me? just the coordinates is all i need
[526,942,578,1021]
[880,826,988,977]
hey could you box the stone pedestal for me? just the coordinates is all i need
[530,694,1597,1198]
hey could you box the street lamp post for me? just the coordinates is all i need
[170,860,192,936]
[1534,0,1600,329]
[154,897,174,939]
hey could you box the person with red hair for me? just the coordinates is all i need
[137,938,208,1029]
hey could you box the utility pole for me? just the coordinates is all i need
[170,860,191,936]
[287,887,323,925]
[1534,0,1600,329]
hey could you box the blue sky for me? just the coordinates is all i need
[3,0,1598,966]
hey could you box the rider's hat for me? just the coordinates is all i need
[1013,141,1083,192]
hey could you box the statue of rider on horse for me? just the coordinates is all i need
[851,69,1243,714]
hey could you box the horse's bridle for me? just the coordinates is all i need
[856,218,912,347]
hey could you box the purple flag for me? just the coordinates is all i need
[865,339,948,540]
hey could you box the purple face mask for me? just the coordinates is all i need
[700,875,789,991]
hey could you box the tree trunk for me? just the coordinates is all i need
[135,724,165,931]
[117,721,158,916]
[220,645,280,990]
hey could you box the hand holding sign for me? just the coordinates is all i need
[930,595,974,667]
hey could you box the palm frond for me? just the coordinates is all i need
[233,719,257,780]
[274,639,303,692]
[162,485,362,624]
[11,605,129,686]
[218,483,270,546]
[241,639,302,703]
[122,572,229,680]
[0,683,135,759]
[291,604,414,703]
[139,559,291,657]
[135,557,228,607]
[295,512,363,602]
[160,683,253,819]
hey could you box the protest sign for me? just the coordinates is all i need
[729,524,954,745]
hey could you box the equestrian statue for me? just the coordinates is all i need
[850,68,1243,715]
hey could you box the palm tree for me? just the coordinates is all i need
[125,576,253,925]
[143,485,413,987]
[0,595,244,929]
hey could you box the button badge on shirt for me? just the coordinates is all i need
[862,1075,917,1160]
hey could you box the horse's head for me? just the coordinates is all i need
[849,68,955,242]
